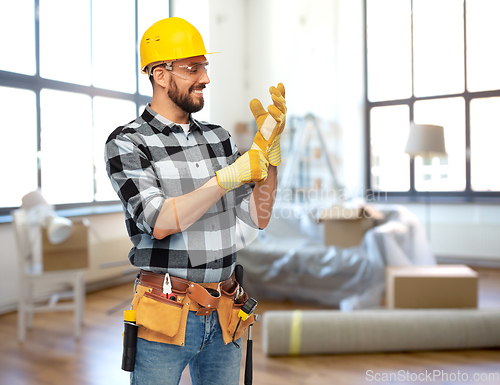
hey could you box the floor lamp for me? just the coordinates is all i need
[404,123,447,241]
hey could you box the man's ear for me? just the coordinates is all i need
[153,67,168,89]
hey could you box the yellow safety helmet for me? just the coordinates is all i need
[140,17,215,74]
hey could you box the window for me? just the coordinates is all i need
[365,0,500,200]
[40,89,94,204]
[0,87,38,207]
[0,0,169,215]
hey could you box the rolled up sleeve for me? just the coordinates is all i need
[105,133,165,236]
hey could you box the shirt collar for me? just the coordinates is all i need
[142,104,203,135]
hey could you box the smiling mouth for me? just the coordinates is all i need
[191,84,205,95]
[191,89,205,99]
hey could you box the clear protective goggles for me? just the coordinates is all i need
[151,60,209,82]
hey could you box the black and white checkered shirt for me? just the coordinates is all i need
[105,104,256,283]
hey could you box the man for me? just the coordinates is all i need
[105,17,286,385]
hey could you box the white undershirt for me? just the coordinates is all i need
[179,123,190,135]
[154,112,190,135]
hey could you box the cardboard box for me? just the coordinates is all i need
[385,265,478,309]
[318,205,384,248]
[42,219,89,271]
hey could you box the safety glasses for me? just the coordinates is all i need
[152,61,209,82]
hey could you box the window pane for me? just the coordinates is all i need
[466,0,500,92]
[0,87,38,207]
[40,89,93,204]
[414,97,466,191]
[370,105,410,191]
[0,1,36,75]
[92,0,136,93]
[137,0,169,96]
[40,0,91,85]
[138,73,153,97]
[93,97,137,201]
[413,0,465,97]
[366,0,412,102]
[470,97,500,191]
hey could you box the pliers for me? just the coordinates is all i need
[161,273,176,301]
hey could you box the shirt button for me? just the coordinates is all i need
[195,163,199,168]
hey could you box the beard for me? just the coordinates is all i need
[168,77,205,114]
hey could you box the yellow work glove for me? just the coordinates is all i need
[216,149,269,191]
[250,83,287,166]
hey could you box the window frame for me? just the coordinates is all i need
[0,0,167,219]
[364,0,500,203]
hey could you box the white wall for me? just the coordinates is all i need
[247,0,341,119]
[207,0,248,132]
[401,203,500,265]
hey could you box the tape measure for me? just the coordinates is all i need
[238,297,258,321]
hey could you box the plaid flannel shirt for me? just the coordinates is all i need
[105,105,257,283]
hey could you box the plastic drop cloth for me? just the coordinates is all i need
[236,204,435,310]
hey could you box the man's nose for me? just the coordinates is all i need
[199,70,210,85]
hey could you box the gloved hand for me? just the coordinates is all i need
[216,149,269,191]
[250,83,286,166]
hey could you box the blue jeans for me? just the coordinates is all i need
[131,310,242,385]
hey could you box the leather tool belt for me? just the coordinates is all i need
[131,270,255,346]
[137,270,237,316]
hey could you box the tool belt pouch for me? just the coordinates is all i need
[132,284,189,346]
[218,290,255,345]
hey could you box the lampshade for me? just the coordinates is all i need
[404,123,447,157]
[21,189,54,226]
[21,190,73,244]
[46,214,74,244]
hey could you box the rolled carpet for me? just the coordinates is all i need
[262,309,500,356]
